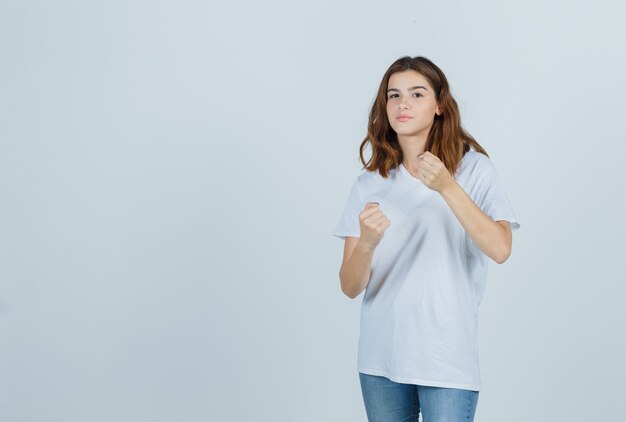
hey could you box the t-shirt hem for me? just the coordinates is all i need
[491,216,520,231]
[332,232,360,239]
[357,366,480,392]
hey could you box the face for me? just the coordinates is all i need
[385,70,441,138]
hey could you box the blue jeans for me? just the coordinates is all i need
[359,372,479,422]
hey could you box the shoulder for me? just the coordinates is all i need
[462,150,491,166]
[459,150,496,176]
[357,167,395,188]
[347,168,395,198]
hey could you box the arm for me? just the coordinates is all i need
[338,202,390,299]
[415,151,513,264]
[339,237,374,299]
[440,182,512,264]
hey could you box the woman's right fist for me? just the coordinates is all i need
[358,202,391,249]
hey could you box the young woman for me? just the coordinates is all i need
[333,56,520,421]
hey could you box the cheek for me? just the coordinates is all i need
[386,106,396,122]
[415,105,437,120]
[426,103,439,115]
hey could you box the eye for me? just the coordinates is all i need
[413,92,423,98]
[388,93,399,99]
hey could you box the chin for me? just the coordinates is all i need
[402,125,431,137]
[395,128,424,137]
[391,125,413,135]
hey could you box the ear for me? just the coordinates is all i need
[436,105,442,115]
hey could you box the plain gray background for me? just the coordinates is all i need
[1,0,625,421]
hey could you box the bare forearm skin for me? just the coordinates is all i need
[439,181,511,264]
[339,240,375,299]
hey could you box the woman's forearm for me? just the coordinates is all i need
[440,181,511,263]
[339,240,376,299]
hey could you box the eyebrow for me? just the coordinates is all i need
[387,86,428,93]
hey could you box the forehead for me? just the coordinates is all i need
[388,70,431,89]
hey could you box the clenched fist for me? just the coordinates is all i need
[414,151,456,193]
[359,202,391,249]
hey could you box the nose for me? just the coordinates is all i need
[398,100,409,110]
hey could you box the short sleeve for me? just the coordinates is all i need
[332,177,362,240]
[472,158,520,231]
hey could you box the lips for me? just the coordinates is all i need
[397,116,412,122]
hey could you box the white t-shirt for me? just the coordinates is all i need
[333,150,520,391]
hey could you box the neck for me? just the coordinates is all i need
[399,133,428,173]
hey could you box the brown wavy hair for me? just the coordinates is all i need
[359,56,488,178]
